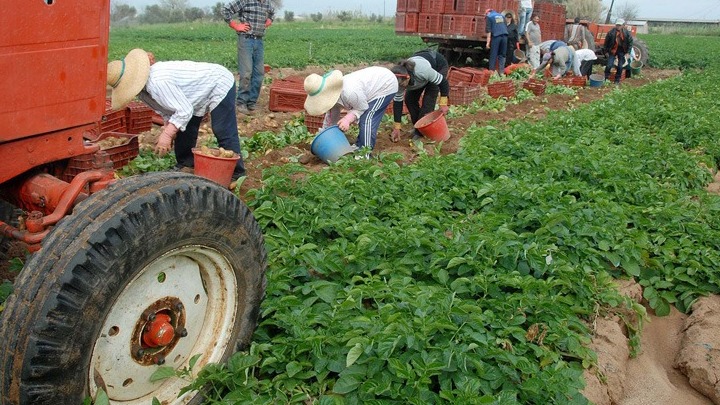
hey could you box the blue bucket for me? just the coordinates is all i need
[589,74,604,88]
[310,125,355,164]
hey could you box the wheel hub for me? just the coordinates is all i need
[131,297,186,366]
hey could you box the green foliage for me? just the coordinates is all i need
[118,149,177,176]
[642,34,720,69]
[284,10,295,22]
[109,21,424,70]
[242,118,314,157]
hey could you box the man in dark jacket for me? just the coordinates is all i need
[603,18,633,84]
[486,9,509,74]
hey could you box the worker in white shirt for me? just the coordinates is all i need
[106,49,247,183]
[574,48,598,78]
[304,66,398,153]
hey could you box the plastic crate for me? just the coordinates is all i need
[269,79,306,112]
[442,15,478,36]
[63,132,139,181]
[460,67,492,86]
[522,78,546,96]
[125,101,154,134]
[449,84,483,105]
[304,114,325,134]
[421,0,445,13]
[100,107,127,133]
[448,67,474,85]
[396,12,419,32]
[397,0,408,12]
[487,80,516,99]
[552,75,587,87]
[609,71,626,82]
[417,13,442,33]
[406,0,420,12]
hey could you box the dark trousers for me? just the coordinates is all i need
[605,49,627,83]
[489,34,508,73]
[406,85,439,137]
[174,85,247,178]
[580,60,594,78]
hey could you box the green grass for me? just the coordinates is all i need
[109,20,425,70]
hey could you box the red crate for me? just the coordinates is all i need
[406,0,420,12]
[421,0,445,13]
[125,101,154,134]
[100,107,127,133]
[63,132,139,181]
[609,71,626,82]
[304,114,325,134]
[552,75,587,87]
[269,79,306,112]
[461,67,492,86]
[417,13,442,33]
[442,15,478,36]
[448,67,474,85]
[449,84,483,105]
[522,78,546,96]
[397,0,408,12]
[487,80,516,99]
[396,12,419,32]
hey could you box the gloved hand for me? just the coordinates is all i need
[338,113,356,132]
[155,123,178,157]
[265,18,272,28]
[438,96,449,115]
[229,21,250,33]
[390,122,402,142]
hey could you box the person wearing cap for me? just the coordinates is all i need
[505,12,520,65]
[603,18,633,84]
[530,44,579,80]
[518,0,533,36]
[485,9,509,74]
[524,14,542,69]
[303,67,398,155]
[106,49,247,185]
[221,0,275,115]
[389,49,450,143]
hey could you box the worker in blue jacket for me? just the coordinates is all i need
[485,9,509,74]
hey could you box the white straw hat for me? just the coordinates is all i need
[107,48,151,110]
[303,70,344,116]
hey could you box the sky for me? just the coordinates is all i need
[121,0,720,20]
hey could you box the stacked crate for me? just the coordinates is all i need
[125,101,154,134]
[534,0,566,42]
[487,80,516,98]
[100,100,127,133]
[269,76,306,112]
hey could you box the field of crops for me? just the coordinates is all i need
[108,23,720,404]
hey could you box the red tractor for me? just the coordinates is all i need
[0,1,267,404]
[572,19,650,66]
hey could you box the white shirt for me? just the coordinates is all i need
[327,66,398,122]
[138,61,234,131]
[521,0,533,8]
[574,49,597,63]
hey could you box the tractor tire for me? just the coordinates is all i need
[632,39,649,66]
[0,172,267,405]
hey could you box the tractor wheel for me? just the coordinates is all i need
[632,39,649,66]
[0,172,267,405]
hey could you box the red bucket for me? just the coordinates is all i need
[192,148,239,188]
[414,110,450,141]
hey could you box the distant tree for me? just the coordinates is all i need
[565,0,605,21]
[186,6,205,21]
[616,1,639,21]
[310,12,323,22]
[270,0,283,10]
[110,2,137,22]
[139,4,169,24]
[337,11,352,22]
[160,0,188,12]
[284,10,294,22]
[212,2,224,21]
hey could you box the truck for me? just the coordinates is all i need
[396,0,649,67]
[0,1,267,404]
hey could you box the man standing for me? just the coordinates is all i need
[485,9,509,74]
[222,0,275,115]
[603,18,633,84]
[518,0,533,36]
[524,14,542,69]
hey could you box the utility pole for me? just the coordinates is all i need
[605,0,616,24]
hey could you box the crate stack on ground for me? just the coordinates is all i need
[552,75,587,88]
[125,101,154,134]
[487,80,516,99]
[304,114,325,134]
[269,76,306,112]
[447,67,489,105]
[63,133,139,182]
[522,78,546,96]
[100,100,127,134]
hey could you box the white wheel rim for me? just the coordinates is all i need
[89,245,238,404]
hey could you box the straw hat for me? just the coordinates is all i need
[107,48,151,110]
[303,70,343,116]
